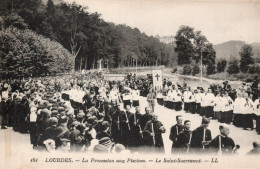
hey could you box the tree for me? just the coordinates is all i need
[5,13,28,29]
[174,25,195,65]
[217,59,227,72]
[192,64,200,75]
[0,27,74,78]
[206,61,216,75]
[46,0,55,15]
[239,44,254,73]
[227,60,240,74]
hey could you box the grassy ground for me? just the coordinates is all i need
[208,72,258,82]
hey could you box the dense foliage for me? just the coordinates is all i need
[227,60,240,74]
[174,26,216,66]
[217,59,227,73]
[0,27,74,78]
[0,0,175,73]
[239,44,254,73]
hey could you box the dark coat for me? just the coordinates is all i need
[190,126,212,152]
[208,135,235,154]
[169,124,184,147]
[143,120,165,153]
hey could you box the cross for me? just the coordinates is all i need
[155,74,160,81]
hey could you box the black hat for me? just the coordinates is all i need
[202,117,210,124]
[59,115,68,123]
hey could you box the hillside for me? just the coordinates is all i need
[213,40,260,62]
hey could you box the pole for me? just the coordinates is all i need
[151,123,155,145]
[136,58,137,74]
[187,132,192,154]
[125,111,131,130]
[200,49,203,83]
[203,128,205,149]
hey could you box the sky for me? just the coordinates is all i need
[64,0,260,45]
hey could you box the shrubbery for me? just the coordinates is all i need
[182,64,192,75]
[227,60,240,74]
[206,61,216,75]
[248,65,260,74]
[217,59,227,72]
[192,65,200,75]
[0,27,75,78]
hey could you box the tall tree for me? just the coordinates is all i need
[239,44,254,73]
[174,25,195,65]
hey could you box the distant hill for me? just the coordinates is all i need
[42,0,65,5]
[213,40,260,62]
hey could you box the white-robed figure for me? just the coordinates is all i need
[200,89,207,117]
[241,93,254,130]
[175,88,183,111]
[167,86,175,109]
[254,96,260,134]
[156,90,163,106]
[194,89,202,114]
[122,88,132,108]
[162,86,169,107]
[98,86,107,99]
[205,88,215,118]
[189,89,196,114]
[131,87,140,107]
[109,86,120,104]
[183,87,192,113]
[222,92,233,124]
[233,92,243,127]
[213,92,222,121]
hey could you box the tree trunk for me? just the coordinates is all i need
[84,58,87,70]
[79,57,82,71]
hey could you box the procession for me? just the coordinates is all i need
[0,70,259,156]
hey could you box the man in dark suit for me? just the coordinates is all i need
[129,106,143,150]
[54,116,70,147]
[139,107,152,130]
[143,113,166,154]
[175,120,192,154]
[42,117,59,142]
[169,115,184,154]
[190,117,212,153]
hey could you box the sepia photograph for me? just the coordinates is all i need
[0,0,260,168]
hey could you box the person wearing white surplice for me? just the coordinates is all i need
[223,92,233,124]
[131,87,140,107]
[189,89,196,114]
[233,92,243,127]
[122,90,132,109]
[167,86,175,110]
[214,92,222,121]
[200,89,206,117]
[194,89,202,114]
[205,88,215,118]
[183,87,192,113]
[109,86,120,104]
[242,93,254,130]
[175,88,183,111]
[254,95,260,134]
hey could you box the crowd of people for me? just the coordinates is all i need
[157,78,260,132]
[0,72,259,155]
